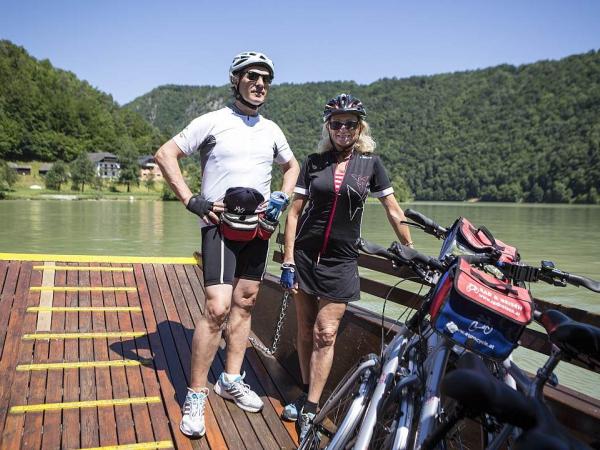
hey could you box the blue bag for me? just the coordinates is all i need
[430,258,533,360]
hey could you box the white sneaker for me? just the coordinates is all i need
[180,387,208,437]
[214,372,264,412]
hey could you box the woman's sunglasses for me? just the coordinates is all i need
[329,120,359,131]
[245,71,273,85]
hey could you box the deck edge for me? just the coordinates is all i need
[0,253,197,264]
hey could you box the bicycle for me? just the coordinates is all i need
[299,210,600,450]
[300,239,503,450]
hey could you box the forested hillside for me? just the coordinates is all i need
[0,40,166,162]
[1,38,598,203]
[128,51,600,203]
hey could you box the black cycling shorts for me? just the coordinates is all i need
[201,225,269,286]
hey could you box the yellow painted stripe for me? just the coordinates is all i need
[30,286,137,292]
[33,265,134,272]
[23,331,146,340]
[16,359,145,371]
[0,253,196,264]
[9,396,161,413]
[79,440,173,450]
[27,306,142,313]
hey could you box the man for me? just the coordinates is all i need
[155,51,299,438]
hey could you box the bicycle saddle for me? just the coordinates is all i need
[539,310,600,366]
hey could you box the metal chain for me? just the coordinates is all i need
[248,291,291,356]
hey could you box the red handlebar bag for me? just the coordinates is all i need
[441,217,519,263]
[430,258,533,360]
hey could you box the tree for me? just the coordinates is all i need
[184,162,201,193]
[70,153,95,192]
[44,160,69,191]
[118,149,140,193]
[0,160,18,192]
[144,172,156,191]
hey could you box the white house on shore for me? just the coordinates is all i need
[88,152,120,179]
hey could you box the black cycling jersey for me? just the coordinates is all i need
[294,150,393,260]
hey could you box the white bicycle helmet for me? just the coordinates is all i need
[229,51,275,79]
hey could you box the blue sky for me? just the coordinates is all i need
[1,0,599,105]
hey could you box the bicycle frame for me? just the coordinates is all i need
[312,356,378,450]
[353,328,411,450]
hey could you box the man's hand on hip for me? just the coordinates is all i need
[186,194,224,224]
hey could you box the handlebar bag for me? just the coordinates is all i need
[220,212,259,241]
[440,217,519,263]
[430,257,533,360]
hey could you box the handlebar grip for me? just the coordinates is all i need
[356,238,395,260]
[564,273,600,293]
[404,209,448,238]
[389,242,445,272]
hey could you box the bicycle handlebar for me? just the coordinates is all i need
[404,209,448,239]
[357,238,444,282]
[497,260,600,293]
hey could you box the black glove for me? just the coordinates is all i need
[186,194,213,217]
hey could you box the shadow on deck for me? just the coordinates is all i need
[0,258,300,449]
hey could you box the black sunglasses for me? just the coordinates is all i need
[245,71,273,85]
[329,120,360,131]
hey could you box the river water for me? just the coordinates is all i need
[1,199,599,397]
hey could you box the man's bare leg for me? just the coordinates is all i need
[189,284,233,390]
[224,278,261,375]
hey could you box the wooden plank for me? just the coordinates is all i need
[134,264,194,450]
[245,346,299,446]
[108,265,139,446]
[120,265,169,446]
[20,267,50,450]
[171,263,289,449]
[62,262,81,450]
[93,268,118,447]
[171,266,273,449]
[0,261,20,359]
[149,264,231,449]
[79,266,99,448]
[0,261,8,293]
[165,266,245,447]
[0,261,35,449]
[40,265,67,450]
[36,262,55,331]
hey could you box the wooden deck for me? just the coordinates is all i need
[0,257,301,449]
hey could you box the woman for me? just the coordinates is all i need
[280,93,414,439]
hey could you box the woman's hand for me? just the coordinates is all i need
[280,262,298,294]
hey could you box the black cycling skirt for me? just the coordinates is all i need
[294,248,360,302]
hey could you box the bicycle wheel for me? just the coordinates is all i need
[299,354,379,450]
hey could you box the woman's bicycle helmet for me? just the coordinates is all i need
[323,93,367,122]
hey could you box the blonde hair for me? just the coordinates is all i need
[317,119,376,154]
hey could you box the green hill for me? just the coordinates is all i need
[127,52,600,203]
[0,40,166,163]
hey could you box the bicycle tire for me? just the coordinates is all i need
[299,354,379,450]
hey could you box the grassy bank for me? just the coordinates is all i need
[2,170,164,200]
